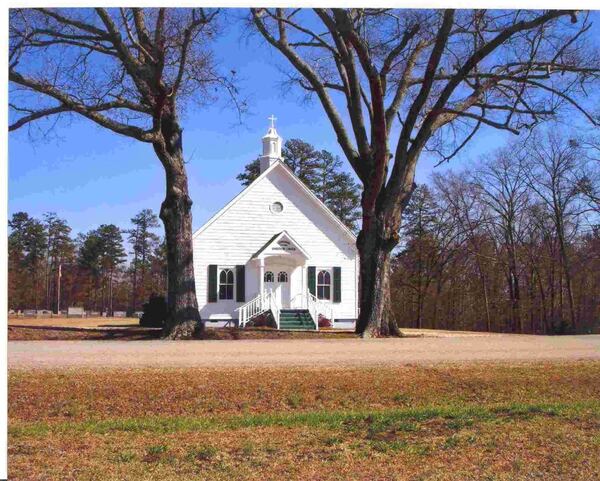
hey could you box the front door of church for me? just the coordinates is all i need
[266,268,290,309]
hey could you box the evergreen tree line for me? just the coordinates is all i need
[392,131,600,335]
[237,138,361,231]
[8,209,167,315]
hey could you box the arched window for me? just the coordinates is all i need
[277,271,288,282]
[264,271,274,283]
[219,268,234,300]
[317,270,331,300]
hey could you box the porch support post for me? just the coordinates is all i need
[259,258,265,296]
[302,265,306,308]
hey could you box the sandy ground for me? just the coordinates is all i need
[8,334,600,370]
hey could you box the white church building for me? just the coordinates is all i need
[192,118,359,330]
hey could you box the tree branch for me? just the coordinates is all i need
[251,8,361,176]
[10,69,157,142]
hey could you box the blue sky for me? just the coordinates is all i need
[7,11,535,237]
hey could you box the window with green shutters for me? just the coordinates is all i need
[317,269,331,300]
[308,266,341,302]
[333,266,341,303]
[307,266,316,296]
[209,265,245,302]
[236,265,245,302]
[207,264,218,303]
[219,268,234,300]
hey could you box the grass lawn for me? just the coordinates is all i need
[9,362,600,480]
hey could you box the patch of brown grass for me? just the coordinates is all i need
[9,362,600,423]
[8,316,138,328]
[7,326,160,341]
[9,414,600,480]
[8,325,355,341]
[9,362,600,480]
[199,327,355,340]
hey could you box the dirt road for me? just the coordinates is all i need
[8,334,600,369]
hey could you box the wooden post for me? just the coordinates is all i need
[259,258,265,297]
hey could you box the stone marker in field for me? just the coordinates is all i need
[67,307,85,318]
[113,311,126,318]
[23,309,37,317]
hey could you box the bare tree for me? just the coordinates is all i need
[473,148,531,332]
[522,130,587,330]
[251,8,599,336]
[575,135,600,213]
[9,8,239,337]
[434,171,495,331]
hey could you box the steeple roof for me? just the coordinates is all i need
[260,114,283,173]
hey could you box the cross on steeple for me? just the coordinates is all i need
[268,114,277,129]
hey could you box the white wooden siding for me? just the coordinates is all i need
[193,163,358,321]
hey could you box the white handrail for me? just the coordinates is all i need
[290,292,308,310]
[269,291,280,329]
[237,289,333,330]
[307,294,319,331]
[236,290,281,329]
[290,289,336,330]
[236,291,269,328]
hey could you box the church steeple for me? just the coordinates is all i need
[260,115,283,173]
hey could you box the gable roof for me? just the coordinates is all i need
[251,230,310,260]
[193,160,357,244]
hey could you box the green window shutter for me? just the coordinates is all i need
[236,265,245,302]
[208,265,218,303]
[307,266,316,296]
[333,266,341,303]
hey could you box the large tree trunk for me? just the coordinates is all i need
[154,112,202,339]
[355,217,402,338]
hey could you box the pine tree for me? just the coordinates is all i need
[97,224,127,316]
[397,185,448,329]
[127,209,160,313]
[43,213,75,312]
[149,239,168,299]
[282,139,321,187]
[77,231,104,311]
[8,212,47,310]
[236,158,261,187]
[313,151,361,231]
[78,225,126,314]
[8,212,46,309]
[328,172,361,231]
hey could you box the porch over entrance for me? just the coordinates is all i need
[237,231,334,330]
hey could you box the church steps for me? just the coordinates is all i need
[278,309,316,330]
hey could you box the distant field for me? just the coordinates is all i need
[7,316,497,341]
[8,316,139,328]
[8,362,600,480]
[7,316,159,341]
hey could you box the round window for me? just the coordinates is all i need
[270,201,284,214]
